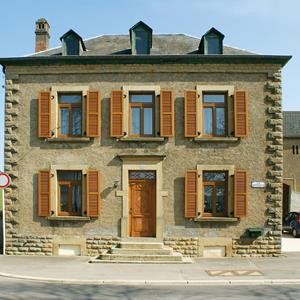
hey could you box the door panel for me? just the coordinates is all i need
[129,177,156,237]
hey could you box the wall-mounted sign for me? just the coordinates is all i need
[251,181,266,189]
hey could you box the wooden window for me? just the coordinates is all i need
[185,170,198,218]
[38,92,51,138]
[184,91,198,137]
[86,91,101,137]
[110,90,124,137]
[129,92,155,137]
[58,93,82,137]
[202,93,227,137]
[57,171,82,216]
[234,90,248,138]
[160,90,174,137]
[203,171,227,217]
[38,170,51,217]
[234,170,248,218]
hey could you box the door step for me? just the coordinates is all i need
[90,241,192,264]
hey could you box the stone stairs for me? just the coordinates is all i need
[90,241,192,264]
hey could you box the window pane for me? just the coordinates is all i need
[203,172,226,182]
[144,108,153,135]
[58,171,82,181]
[204,186,213,213]
[216,107,225,135]
[131,107,140,135]
[203,94,225,103]
[135,31,149,54]
[216,186,226,213]
[59,94,82,104]
[60,108,69,135]
[60,185,69,212]
[72,184,81,213]
[204,108,213,135]
[72,108,82,135]
[206,36,221,54]
[130,94,153,103]
[65,37,79,55]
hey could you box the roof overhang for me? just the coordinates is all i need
[0,54,292,70]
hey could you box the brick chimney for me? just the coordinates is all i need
[35,18,50,52]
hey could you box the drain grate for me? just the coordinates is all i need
[206,270,263,276]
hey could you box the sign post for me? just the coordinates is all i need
[0,173,11,256]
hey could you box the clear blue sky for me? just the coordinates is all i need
[0,0,299,170]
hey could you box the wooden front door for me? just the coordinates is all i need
[129,171,156,237]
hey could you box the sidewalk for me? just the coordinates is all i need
[0,253,299,285]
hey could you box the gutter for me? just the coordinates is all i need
[0,54,292,69]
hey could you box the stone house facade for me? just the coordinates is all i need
[283,111,300,216]
[0,20,291,257]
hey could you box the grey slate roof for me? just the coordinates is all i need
[283,111,300,137]
[31,34,256,57]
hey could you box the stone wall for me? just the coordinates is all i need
[164,237,198,256]
[5,234,53,256]
[86,236,120,256]
[232,236,281,257]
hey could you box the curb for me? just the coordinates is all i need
[1,273,300,286]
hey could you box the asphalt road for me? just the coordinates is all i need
[0,278,299,300]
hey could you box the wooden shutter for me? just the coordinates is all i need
[184,91,198,137]
[185,170,198,218]
[110,91,123,137]
[234,90,248,138]
[87,170,100,217]
[38,170,50,217]
[38,92,51,138]
[86,91,101,137]
[160,90,174,137]
[234,170,248,218]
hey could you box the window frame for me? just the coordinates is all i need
[202,171,228,217]
[202,92,228,138]
[57,92,83,138]
[57,170,82,217]
[128,92,155,137]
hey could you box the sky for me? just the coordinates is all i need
[0,0,299,170]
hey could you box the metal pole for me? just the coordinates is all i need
[2,190,5,255]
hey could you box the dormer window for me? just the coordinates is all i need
[60,29,86,56]
[129,21,152,55]
[199,27,224,55]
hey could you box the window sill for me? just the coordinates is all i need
[119,137,165,142]
[194,217,238,222]
[46,137,91,143]
[194,137,239,143]
[48,216,90,221]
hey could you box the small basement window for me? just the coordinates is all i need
[293,145,299,155]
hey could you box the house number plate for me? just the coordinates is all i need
[251,181,266,188]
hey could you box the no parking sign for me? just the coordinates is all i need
[0,173,11,189]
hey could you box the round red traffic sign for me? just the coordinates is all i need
[0,173,11,188]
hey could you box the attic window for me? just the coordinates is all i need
[130,21,153,55]
[60,29,86,56]
[199,27,224,55]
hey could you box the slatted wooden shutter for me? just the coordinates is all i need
[234,90,248,138]
[110,91,123,137]
[38,92,51,138]
[234,170,248,218]
[38,170,50,217]
[184,91,198,137]
[86,91,101,137]
[87,170,100,217]
[185,170,198,218]
[160,90,174,137]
